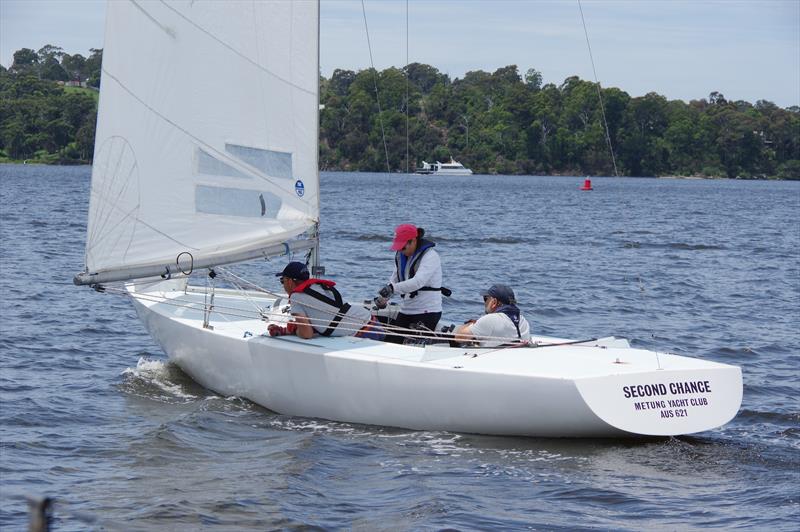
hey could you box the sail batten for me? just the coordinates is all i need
[81,0,320,282]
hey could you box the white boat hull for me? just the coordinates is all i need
[130,282,742,438]
[429,168,473,176]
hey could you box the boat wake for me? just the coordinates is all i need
[119,356,203,403]
[266,416,410,438]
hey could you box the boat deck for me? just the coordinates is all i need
[129,282,732,380]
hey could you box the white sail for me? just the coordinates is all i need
[79,0,319,284]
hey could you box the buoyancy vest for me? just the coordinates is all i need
[494,303,522,339]
[394,239,452,299]
[291,278,352,336]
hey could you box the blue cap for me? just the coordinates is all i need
[275,261,309,281]
[480,284,516,304]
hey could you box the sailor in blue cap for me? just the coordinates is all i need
[269,261,373,339]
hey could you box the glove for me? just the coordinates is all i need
[378,284,394,298]
[268,322,297,336]
[374,296,388,309]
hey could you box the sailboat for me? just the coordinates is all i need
[75,0,742,438]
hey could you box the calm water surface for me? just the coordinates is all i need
[1,165,798,530]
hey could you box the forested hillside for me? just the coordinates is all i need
[2,46,798,178]
[320,64,799,179]
[1,46,100,164]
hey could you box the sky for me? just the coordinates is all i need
[1,0,798,107]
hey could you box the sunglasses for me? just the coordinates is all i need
[483,296,492,303]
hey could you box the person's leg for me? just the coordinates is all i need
[384,312,442,344]
[384,312,415,344]
[417,312,442,332]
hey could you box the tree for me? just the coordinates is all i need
[404,63,447,94]
[75,113,96,161]
[40,61,69,81]
[85,48,103,87]
[10,48,39,75]
[61,53,87,81]
[524,68,542,91]
[329,69,355,97]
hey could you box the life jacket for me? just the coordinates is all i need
[494,303,522,339]
[291,278,352,336]
[394,239,452,299]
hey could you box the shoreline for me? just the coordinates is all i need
[2,161,793,181]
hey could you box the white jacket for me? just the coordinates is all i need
[390,247,443,314]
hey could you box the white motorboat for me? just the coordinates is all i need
[415,158,474,176]
[75,0,742,438]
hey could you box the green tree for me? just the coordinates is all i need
[61,53,87,81]
[10,48,39,75]
[85,48,103,87]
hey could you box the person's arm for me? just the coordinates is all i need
[391,251,440,295]
[269,295,315,339]
[454,321,477,344]
[291,313,314,339]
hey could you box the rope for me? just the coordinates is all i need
[98,284,548,345]
[99,285,615,348]
[361,0,391,173]
[637,276,663,369]
[577,0,619,177]
[215,267,284,315]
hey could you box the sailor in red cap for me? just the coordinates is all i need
[376,224,450,343]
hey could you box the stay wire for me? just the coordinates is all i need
[97,284,550,345]
[405,0,410,175]
[577,0,619,177]
[361,0,391,173]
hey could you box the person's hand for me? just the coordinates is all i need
[378,284,394,298]
[268,324,287,336]
[374,296,388,309]
[268,322,297,336]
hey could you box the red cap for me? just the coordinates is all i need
[390,223,418,251]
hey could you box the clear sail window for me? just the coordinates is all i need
[225,144,293,180]
[196,148,251,179]
[196,185,282,218]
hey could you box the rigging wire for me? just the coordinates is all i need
[577,0,619,177]
[97,282,566,346]
[361,0,391,173]
[405,0,410,175]
[578,1,662,366]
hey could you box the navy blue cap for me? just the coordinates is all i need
[480,284,516,304]
[275,261,310,281]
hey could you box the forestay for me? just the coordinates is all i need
[76,0,320,285]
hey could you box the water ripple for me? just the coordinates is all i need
[1,167,798,529]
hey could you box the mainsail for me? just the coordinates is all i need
[75,0,320,285]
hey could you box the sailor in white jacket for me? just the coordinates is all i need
[377,224,449,343]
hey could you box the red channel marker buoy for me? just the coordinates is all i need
[580,178,593,191]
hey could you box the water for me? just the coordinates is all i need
[1,165,798,530]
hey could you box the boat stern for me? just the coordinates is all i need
[574,365,742,436]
